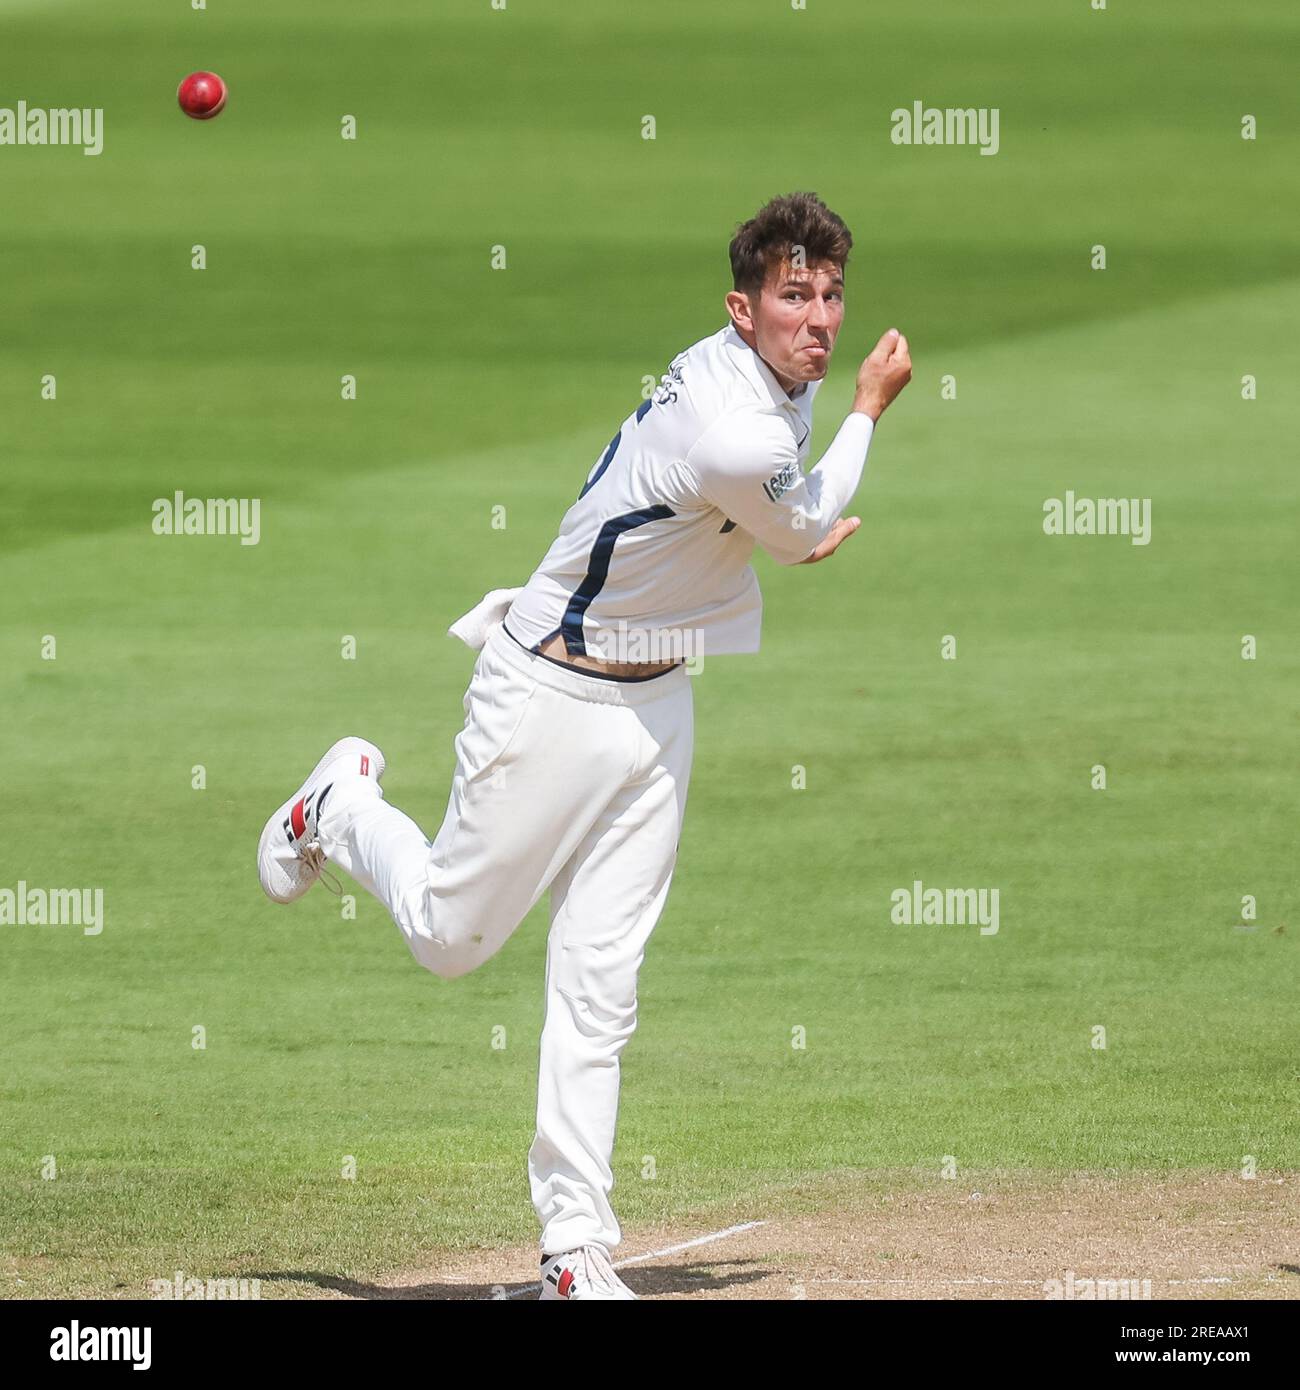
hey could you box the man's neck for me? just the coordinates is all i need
[730,323,810,399]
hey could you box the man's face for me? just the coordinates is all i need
[727,259,845,392]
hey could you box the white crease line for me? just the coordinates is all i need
[495,1220,768,1300]
[811,1278,1040,1286]
[616,1220,768,1267]
[809,1276,1249,1287]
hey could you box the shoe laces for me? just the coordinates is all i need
[300,840,343,897]
[580,1245,628,1295]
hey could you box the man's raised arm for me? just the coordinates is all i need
[689,327,912,565]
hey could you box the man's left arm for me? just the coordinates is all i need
[798,328,912,565]
[689,328,911,565]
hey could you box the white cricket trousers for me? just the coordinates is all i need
[314,621,693,1255]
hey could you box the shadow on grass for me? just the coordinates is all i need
[249,1256,770,1300]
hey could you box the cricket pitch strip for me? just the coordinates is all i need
[291,1170,1298,1301]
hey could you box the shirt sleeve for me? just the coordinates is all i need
[686,408,876,565]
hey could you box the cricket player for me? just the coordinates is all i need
[257,192,911,1299]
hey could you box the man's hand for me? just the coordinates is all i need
[798,514,861,564]
[853,327,912,422]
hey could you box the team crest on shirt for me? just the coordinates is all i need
[762,460,802,502]
[652,360,685,405]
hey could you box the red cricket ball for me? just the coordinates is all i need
[177,71,227,121]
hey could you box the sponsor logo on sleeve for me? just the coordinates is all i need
[762,460,802,502]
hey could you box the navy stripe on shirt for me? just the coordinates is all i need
[559,505,675,656]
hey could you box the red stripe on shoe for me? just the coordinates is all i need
[290,798,306,840]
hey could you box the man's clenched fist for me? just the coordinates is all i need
[853,327,912,422]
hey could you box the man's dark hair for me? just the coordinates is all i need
[728,192,853,295]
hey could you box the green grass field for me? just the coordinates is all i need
[1,0,1296,1298]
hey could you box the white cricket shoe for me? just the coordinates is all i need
[539,1245,637,1301]
[257,737,385,903]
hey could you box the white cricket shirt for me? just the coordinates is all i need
[505,324,875,660]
